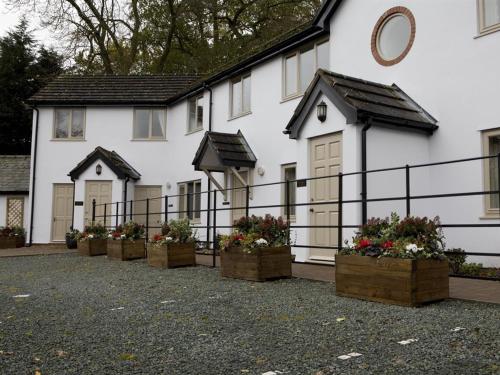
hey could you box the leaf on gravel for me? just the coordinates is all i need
[35,370,41,375]
[56,350,68,357]
[119,353,137,361]
[0,350,15,356]
[336,317,346,322]
[338,355,351,360]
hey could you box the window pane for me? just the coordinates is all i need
[151,110,165,138]
[285,55,298,97]
[54,109,70,138]
[484,0,500,27]
[242,76,251,113]
[71,109,84,138]
[194,182,201,219]
[188,98,197,132]
[232,79,242,116]
[196,97,204,129]
[300,47,315,93]
[489,136,500,208]
[179,185,186,219]
[187,182,194,220]
[377,15,411,60]
[285,167,297,216]
[317,41,329,70]
[134,110,150,139]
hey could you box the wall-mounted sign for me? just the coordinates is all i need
[75,201,84,206]
[297,179,307,187]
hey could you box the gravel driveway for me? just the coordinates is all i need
[0,254,498,375]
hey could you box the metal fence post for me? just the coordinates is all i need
[245,185,250,218]
[129,200,133,222]
[164,195,169,223]
[338,173,343,253]
[497,153,500,211]
[103,203,107,230]
[92,199,96,225]
[405,164,411,217]
[212,190,217,268]
[205,191,211,250]
[115,202,119,229]
[286,180,291,245]
[146,198,150,240]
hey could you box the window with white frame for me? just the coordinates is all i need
[230,74,251,118]
[188,96,204,133]
[483,129,500,215]
[478,0,500,34]
[283,40,329,99]
[178,180,202,221]
[282,164,297,220]
[133,108,166,140]
[53,108,85,139]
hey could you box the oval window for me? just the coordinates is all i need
[371,7,415,66]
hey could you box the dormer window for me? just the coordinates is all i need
[283,39,329,99]
[478,0,500,35]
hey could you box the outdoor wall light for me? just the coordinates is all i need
[96,164,102,175]
[317,101,327,122]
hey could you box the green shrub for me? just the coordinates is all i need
[446,248,467,274]
[459,262,483,276]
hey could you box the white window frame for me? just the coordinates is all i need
[52,108,86,140]
[477,0,500,35]
[229,73,251,119]
[178,180,202,223]
[482,128,500,218]
[187,95,204,134]
[133,108,167,140]
[282,39,329,100]
[281,163,297,222]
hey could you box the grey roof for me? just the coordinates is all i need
[193,131,257,172]
[285,69,438,139]
[27,74,200,105]
[68,147,141,180]
[0,155,31,193]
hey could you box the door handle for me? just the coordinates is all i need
[309,208,314,213]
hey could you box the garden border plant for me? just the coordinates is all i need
[336,213,449,306]
[0,226,26,249]
[76,224,108,256]
[218,215,292,281]
[107,221,146,261]
[147,218,197,268]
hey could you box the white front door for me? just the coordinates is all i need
[134,186,162,238]
[52,184,74,241]
[84,181,112,227]
[309,132,342,261]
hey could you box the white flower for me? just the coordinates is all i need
[108,234,113,238]
[165,237,173,242]
[255,238,268,246]
[405,244,422,253]
[120,234,126,239]
[88,234,94,239]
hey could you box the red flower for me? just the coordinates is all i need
[358,239,371,249]
[382,241,394,249]
[153,233,163,242]
[112,231,121,238]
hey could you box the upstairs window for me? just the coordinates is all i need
[54,108,85,139]
[188,96,204,133]
[230,74,251,118]
[478,0,500,34]
[178,180,202,222]
[133,109,166,140]
[283,40,329,99]
[483,128,500,216]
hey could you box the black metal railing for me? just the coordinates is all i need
[91,153,500,270]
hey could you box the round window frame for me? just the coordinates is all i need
[371,6,416,66]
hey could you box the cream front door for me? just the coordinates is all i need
[231,171,248,225]
[52,184,74,241]
[134,186,162,238]
[309,133,342,261]
[84,181,112,227]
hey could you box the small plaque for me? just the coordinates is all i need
[222,201,230,206]
[74,201,84,206]
[297,179,307,187]
[168,204,174,208]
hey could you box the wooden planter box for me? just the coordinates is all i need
[335,255,449,307]
[221,246,292,282]
[107,239,145,261]
[147,242,196,268]
[78,239,107,256]
[0,236,24,249]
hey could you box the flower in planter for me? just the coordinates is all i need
[150,219,197,245]
[109,222,145,241]
[0,225,26,238]
[78,223,108,241]
[254,238,268,246]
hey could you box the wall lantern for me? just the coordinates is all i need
[96,164,102,176]
[317,101,327,122]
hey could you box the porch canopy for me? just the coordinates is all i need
[68,146,141,181]
[192,130,257,199]
[284,69,438,139]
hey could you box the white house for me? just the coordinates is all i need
[26,0,500,265]
[0,155,30,234]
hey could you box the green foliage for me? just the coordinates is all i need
[459,263,483,276]
[78,223,108,240]
[0,226,26,237]
[446,248,467,274]
[0,20,64,154]
[67,229,80,240]
[112,222,145,240]
[164,218,196,243]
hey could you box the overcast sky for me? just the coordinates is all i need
[0,0,55,46]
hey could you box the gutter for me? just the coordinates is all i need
[28,106,40,246]
[203,82,213,252]
[70,177,76,230]
[361,119,372,225]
